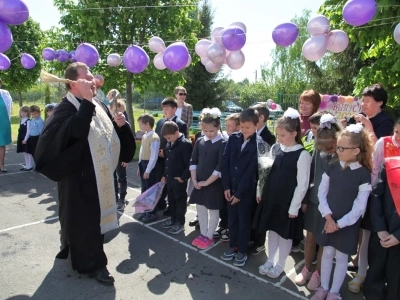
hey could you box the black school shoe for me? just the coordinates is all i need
[213,228,228,239]
[88,267,115,285]
[189,217,199,227]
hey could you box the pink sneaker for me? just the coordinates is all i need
[326,292,342,300]
[197,236,214,250]
[310,287,328,300]
[307,271,321,291]
[295,266,312,285]
[192,235,204,247]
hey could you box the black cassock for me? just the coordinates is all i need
[35,96,135,274]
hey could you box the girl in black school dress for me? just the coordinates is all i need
[16,106,33,171]
[189,108,226,250]
[311,123,372,300]
[253,108,312,279]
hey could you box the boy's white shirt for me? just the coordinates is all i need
[139,130,160,174]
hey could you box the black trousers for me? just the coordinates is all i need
[138,160,157,193]
[364,233,400,300]
[219,198,228,229]
[251,201,266,247]
[167,179,187,225]
[228,199,255,253]
[114,161,128,201]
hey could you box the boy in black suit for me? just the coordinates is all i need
[142,97,188,222]
[364,164,400,300]
[253,104,276,146]
[249,104,276,254]
[221,109,259,267]
[160,121,192,234]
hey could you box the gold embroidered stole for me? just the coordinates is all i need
[66,92,120,234]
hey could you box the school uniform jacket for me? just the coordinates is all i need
[155,116,188,150]
[371,165,400,240]
[222,132,258,201]
[163,134,192,181]
[258,126,276,146]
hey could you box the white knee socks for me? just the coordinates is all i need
[321,246,349,294]
[357,229,370,278]
[267,231,293,272]
[196,204,219,239]
[24,153,33,169]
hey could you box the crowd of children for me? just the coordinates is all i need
[133,85,400,300]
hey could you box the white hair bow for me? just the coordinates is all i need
[319,114,337,129]
[283,107,300,119]
[347,123,363,133]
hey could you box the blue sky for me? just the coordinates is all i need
[24,0,324,82]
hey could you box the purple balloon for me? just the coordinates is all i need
[0,21,13,53]
[0,0,30,25]
[0,53,10,70]
[55,49,69,63]
[21,53,36,69]
[75,43,99,67]
[272,22,299,47]
[42,47,55,60]
[343,0,377,26]
[163,42,189,72]
[123,45,149,73]
[220,26,246,51]
[69,50,77,62]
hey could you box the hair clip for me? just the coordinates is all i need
[283,107,300,119]
[346,123,363,133]
[319,114,337,129]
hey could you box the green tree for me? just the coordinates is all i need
[1,18,43,107]
[183,0,225,110]
[320,0,400,103]
[53,0,201,131]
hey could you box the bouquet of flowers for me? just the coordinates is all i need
[133,182,165,213]
[257,136,273,197]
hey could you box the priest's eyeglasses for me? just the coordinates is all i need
[336,146,357,152]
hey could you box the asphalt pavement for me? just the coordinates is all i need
[0,145,364,300]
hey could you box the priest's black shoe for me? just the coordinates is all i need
[89,267,115,285]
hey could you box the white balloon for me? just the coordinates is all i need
[226,50,245,70]
[211,27,224,43]
[230,22,247,33]
[307,15,330,36]
[205,59,222,73]
[153,52,166,70]
[107,53,122,67]
[185,54,192,68]
[302,35,328,61]
[394,23,400,45]
[327,30,349,53]
[195,39,213,57]
[149,36,166,53]
[200,56,209,65]
[207,42,226,63]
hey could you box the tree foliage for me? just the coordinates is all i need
[320,0,400,103]
[183,0,225,110]
[53,0,201,130]
[1,18,43,106]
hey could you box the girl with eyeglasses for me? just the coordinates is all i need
[311,123,373,300]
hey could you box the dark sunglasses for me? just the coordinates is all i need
[336,146,357,152]
[178,93,187,96]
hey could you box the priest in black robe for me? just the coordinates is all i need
[34,62,135,285]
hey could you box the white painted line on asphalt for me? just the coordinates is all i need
[201,240,222,253]
[4,163,25,166]
[128,186,142,193]
[0,171,33,176]
[278,259,304,286]
[0,216,59,233]
[118,212,307,300]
